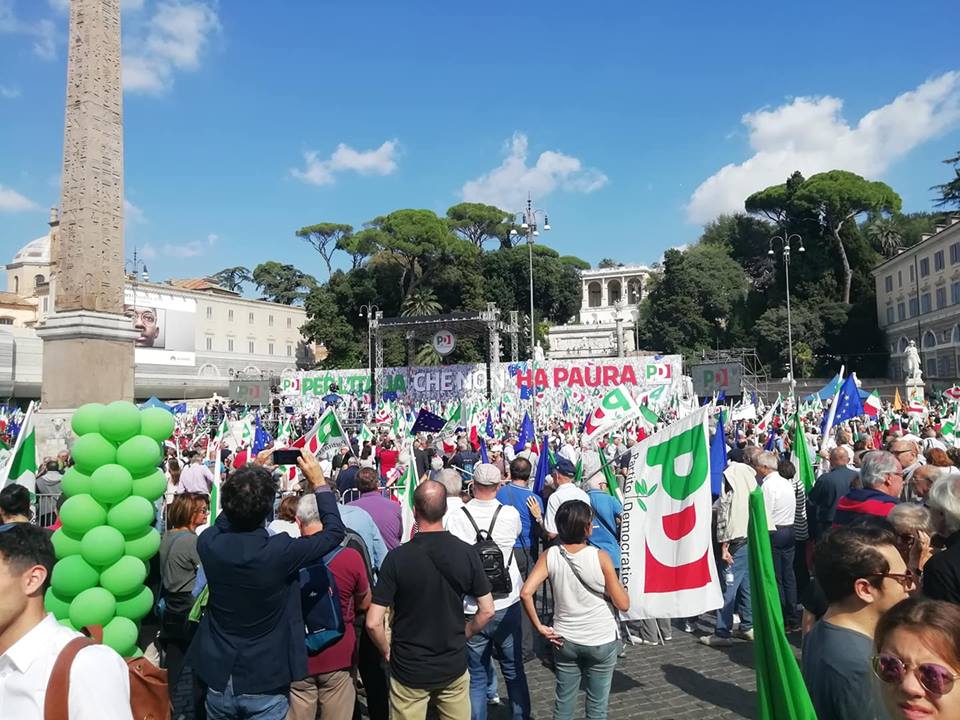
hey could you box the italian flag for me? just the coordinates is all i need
[209,416,230,521]
[638,404,659,429]
[399,444,419,541]
[863,390,882,417]
[1,401,37,493]
[789,410,817,493]
[359,424,373,444]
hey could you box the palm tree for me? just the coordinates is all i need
[401,288,442,317]
[867,217,903,257]
[415,344,441,366]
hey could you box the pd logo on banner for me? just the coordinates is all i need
[583,387,641,441]
[619,406,722,619]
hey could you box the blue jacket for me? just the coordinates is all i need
[186,489,345,693]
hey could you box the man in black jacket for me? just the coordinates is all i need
[808,447,857,538]
[186,449,345,719]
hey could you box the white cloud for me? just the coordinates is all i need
[122,1,219,95]
[0,0,58,59]
[154,232,217,259]
[140,244,157,260]
[0,184,39,212]
[0,84,19,99]
[461,133,608,213]
[291,140,400,186]
[124,198,145,224]
[687,71,960,224]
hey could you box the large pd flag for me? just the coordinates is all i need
[584,387,642,441]
[620,405,722,619]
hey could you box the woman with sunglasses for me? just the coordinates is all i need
[874,597,960,720]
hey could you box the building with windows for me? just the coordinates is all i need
[1,215,313,399]
[872,215,960,381]
[547,264,654,359]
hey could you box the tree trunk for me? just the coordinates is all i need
[832,223,852,304]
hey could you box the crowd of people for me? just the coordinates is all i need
[3,393,960,720]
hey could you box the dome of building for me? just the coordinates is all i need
[10,233,51,266]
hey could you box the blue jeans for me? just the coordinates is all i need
[771,526,799,625]
[552,638,619,720]
[715,541,752,637]
[466,603,530,720]
[205,678,288,720]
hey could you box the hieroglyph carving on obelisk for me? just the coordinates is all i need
[55,0,125,314]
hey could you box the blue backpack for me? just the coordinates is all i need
[299,547,346,655]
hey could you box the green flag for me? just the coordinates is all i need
[790,411,817,493]
[574,456,583,483]
[2,401,37,493]
[599,450,624,503]
[747,489,817,719]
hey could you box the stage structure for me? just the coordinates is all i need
[371,303,519,401]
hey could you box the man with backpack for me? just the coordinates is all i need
[288,493,371,720]
[0,523,133,719]
[446,463,532,720]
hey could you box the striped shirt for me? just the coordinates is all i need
[833,488,899,527]
[792,476,809,542]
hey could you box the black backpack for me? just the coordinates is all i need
[461,505,513,597]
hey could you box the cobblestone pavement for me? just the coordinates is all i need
[172,623,789,719]
[488,627,761,720]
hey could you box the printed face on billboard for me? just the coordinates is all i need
[124,305,165,348]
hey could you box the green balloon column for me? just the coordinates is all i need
[46,401,173,657]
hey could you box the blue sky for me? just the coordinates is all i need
[2,0,959,285]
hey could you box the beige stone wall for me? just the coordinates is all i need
[41,337,134,408]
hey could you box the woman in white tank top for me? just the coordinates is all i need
[520,499,629,720]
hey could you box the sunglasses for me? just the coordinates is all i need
[866,570,919,590]
[873,654,960,696]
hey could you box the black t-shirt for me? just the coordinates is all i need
[372,531,491,689]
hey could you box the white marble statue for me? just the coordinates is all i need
[534,343,545,364]
[905,340,923,383]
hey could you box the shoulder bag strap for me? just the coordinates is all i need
[556,546,609,600]
[460,506,483,540]
[590,501,619,539]
[44,630,102,720]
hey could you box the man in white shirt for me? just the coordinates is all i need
[177,451,214,495]
[543,457,590,539]
[0,523,132,720]
[756,450,801,630]
[446,463,531,719]
[436,468,465,527]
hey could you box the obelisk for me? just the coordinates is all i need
[36,0,137,454]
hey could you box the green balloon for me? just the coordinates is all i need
[45,587,73,620]
[102,616,139,655]
[61,467,92,498]
[99,555,147,597]
[107,495,155,536]
[99,401,142,444]
[131,468,167,502]
[114,586,153,621]
[116,435,162,477]
[69,587,116,628]
[50,555,99,598]
[59,618,78,631]
[124,527,161,561]
[139,407,175,444]
[72,433,117,474]
[80,525,125,567]
[51,528,84,559]
[59,494,108,536]
[127,647,143,659]
[72,403,106,437]
[89,464,133,505]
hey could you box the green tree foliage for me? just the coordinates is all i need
[933,150,960,209]
[295,222,353,277]
[209,266,252,293]
[597,258,623,268]
[251,262,316,305]
[337,228,380,270]
[753,304,825,379]
[446,202,515,249]
[401,288,442,317]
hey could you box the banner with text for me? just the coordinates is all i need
[619,405,723,619]
[281,364,488,403]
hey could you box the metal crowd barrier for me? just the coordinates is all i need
[33,493,60,527]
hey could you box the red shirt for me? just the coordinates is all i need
[306,547,370,675]
[377,447,400,478]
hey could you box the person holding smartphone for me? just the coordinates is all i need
[519,500,628,720]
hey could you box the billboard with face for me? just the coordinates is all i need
[123,286,196,365]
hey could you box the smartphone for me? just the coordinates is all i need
[272,448,302,466]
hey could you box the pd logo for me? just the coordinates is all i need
[645,363,672,380]
[281,377,301,394]
[432,330,456,356]
[703,367,729,388]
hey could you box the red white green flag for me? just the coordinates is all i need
[1,401,37,493]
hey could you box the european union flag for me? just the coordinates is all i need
[252,415,271,454]
[411,408,446,434]
[562,398,569,416]
[821,374,865,438]
[710,411,727,496]
[717,389,727,405]
[171,403,187,414]
[479,437,489,463]
[532,434,551,495]
[514,412,534,453]
[485,413,495,439]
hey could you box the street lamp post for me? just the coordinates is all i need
[510,195,550,434]
[124,248,149,395]
[359,304,379,402]
[768,234,805,397]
